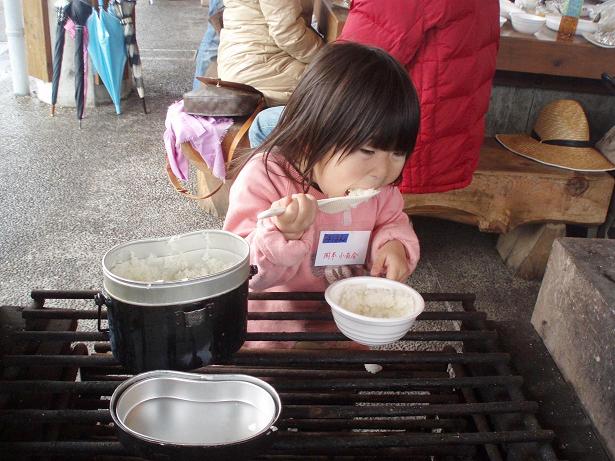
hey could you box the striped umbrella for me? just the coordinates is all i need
[111,0,147,113]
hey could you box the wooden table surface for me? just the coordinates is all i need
[314,0,615,81]
[498,23,615,80]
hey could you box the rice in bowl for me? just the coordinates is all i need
[337,286,415,318]
[325,276,425,346]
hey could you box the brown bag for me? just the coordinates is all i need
[184,77,264,117]
[166,78,265,200]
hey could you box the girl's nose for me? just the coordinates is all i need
[371,153,394,179]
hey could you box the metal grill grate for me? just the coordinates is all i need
[0,290,560,460]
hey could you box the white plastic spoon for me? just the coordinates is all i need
[257,189,380,220]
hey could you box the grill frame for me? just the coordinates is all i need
[0,289,561,460]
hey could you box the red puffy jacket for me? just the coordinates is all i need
[339,0,500,194]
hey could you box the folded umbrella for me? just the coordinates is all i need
[87,0,127,115]
[70,0,92,126]
[50,1,71,116]
[64,18,91,124]
[111,0,147,113]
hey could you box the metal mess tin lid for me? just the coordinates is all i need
[110,371,281,446]
[102,230,250,306]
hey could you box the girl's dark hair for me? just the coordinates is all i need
[234,42,420,189]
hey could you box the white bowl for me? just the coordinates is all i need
[510,12,546,34]
[545,14,598,35]
[500,16,508,28]
[324,276,424,346]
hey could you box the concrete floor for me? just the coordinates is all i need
[0,0,541,321]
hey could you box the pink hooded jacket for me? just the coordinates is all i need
[223,153,420,294]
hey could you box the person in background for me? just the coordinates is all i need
[249,0,500,194]
[217,0,323,106]
[193,0,223,90]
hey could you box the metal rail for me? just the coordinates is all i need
[0,289,560,460]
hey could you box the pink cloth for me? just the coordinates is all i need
[64,19,89,116]
[163,100,233,181]
[223,153,420,348]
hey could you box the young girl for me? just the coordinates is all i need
[223,42,420,344]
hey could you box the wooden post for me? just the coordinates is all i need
[22,0,52,82]
[496,223,566,280]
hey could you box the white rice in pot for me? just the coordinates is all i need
[337,286,416,318]
[110,251,236,283]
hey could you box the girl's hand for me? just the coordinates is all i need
[271,194,317,240]
[370,240,411,282]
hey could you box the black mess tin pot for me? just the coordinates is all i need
[97,230,254,373]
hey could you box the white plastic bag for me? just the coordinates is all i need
[588,2,615,45]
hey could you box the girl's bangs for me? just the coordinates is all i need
[369,109,418,154]
[333,52,420,156]
[337,92,419,156]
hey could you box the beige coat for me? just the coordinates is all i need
[218,0,323,106]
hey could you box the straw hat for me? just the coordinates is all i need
[496,99,615,172]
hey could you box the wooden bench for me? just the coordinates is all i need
[404,138,614,278]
